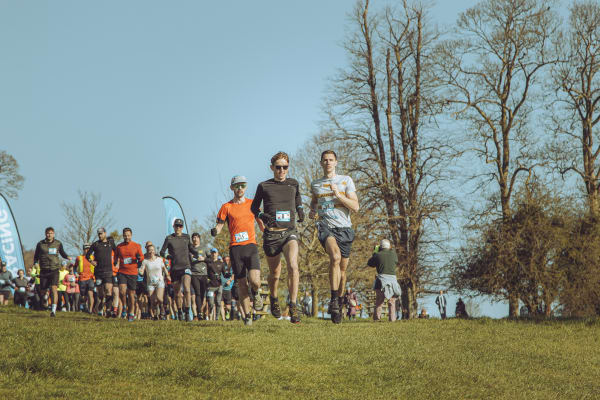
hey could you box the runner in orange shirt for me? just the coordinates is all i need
[115,227,144,322]
[211,175,264,326]
[77,243,95,313]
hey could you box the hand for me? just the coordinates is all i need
[91,261,98,267]
[309,209,317,219]
[297,207,305,223]
[210,228,217,237]
[330,183,339,196]
[258,212,275,226]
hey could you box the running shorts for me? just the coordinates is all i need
[229,243,260,279]
[39,269,59,290]
[262,229,298,257]
[117,273,137,291]
[222,289,232,305]
[79,279,95,293]
[317,223,355,259]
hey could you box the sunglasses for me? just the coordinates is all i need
[274,165,289,170]
[233,183,247,189]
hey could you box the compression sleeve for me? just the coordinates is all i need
[159,237,169,258]
[294,179,302,209]
[33,242,41,264]
[58,243,69,259]
[250,183,264,217]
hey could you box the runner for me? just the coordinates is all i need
[211,175,264,326]
[251,151,303,324]
[11,269,29,307]
[140,243,169,320]
[115,227,144,322]
[77,244,95,313]
[33,227,72,317]
[309,150,359,324]
[190,233,207,320]
[86,228,117,317]
[159,218,198,321]
[221,261,234,320]
[206,248,224,320]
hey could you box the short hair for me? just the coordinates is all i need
[123,227,132,235]
[191,232,200,240]
[380,239,391,249]
[320,150,337,161]
[18,269,24,274]
[271,151,289,165]
[45,227,55,233]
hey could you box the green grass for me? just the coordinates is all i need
[1,306,599,399]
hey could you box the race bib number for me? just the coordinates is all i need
[48,248,57,255]
[19,287,26,293]
[123,257,133,264]
[276,211,291,222]
[234,231,249,243]
[318,201,335,214]
[150,277,159,285]
[207,291,214,298]
[184,269,192,275]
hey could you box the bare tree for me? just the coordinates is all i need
[326,0,452,318]
[61,190,114,253]
[0,150,25,199]
[438,0,560,317]
[550,0,600,216]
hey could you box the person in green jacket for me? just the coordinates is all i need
[33,227,71,317]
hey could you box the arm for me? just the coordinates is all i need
[159,237,169,258]
[250,184,264,217]
[332,189,359,213]
[58,243,70,260]
[294,180,304,222]
[188,238,199,258]
[366,254,378,269]
[33,242,41,265]
[85,245,96,265]
[213,221,226,236]
[309,194,318,219]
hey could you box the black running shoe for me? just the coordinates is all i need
[177,311,183,321]
[329,298,341,324]
[50,311,56,317]
[289,303,300,324]
[270,297,281,319]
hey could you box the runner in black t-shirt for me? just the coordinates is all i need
[251,151,304,324]
[86,228,118,317]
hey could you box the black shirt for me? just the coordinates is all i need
[251,178,302,229]
[160,233,199,271]
[206,259,224,287]
[86,238,116,273]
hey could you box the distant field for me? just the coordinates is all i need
[1,306,598,399]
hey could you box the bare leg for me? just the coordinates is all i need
[119,284,127,314]
[374,289,385,321]
[324,237,342,292]
[182,275,191,308]
[282,240,299,304]
[266,254,282,299]
[337,257,350,298]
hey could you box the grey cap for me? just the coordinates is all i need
[173,218,184,226]
[231,175,247,185]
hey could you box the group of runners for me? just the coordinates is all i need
[28,149,359,325]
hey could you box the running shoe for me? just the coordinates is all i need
[253,291,263,311]
[244,315,253,326]
[270,297,281,319]
[329,297,341,324]
[127,315,135,322]
[289,303,301,324]
[177,311,183,321]
[50,311,56,317]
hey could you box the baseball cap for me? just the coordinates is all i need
[83,243,91,249]
[210,247,218,253]
[231,175,247,185]
[173,218,184,226]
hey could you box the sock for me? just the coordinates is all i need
[331,290,337,300]
[105,296,112,310]
[51,304,57,313]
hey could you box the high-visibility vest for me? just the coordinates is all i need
[77,255,95,275]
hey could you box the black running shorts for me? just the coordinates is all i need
[229,243,260,279]
[317,223,355,259]
[117,273,137,291]
[78,279,95,293]
[262,229,298,257]
[39,269,59,290]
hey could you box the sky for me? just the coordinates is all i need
[1,0,543,318]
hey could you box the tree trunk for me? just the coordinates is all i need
[311,286,319,318]
[400,279,418,319]
[508,295,519,318]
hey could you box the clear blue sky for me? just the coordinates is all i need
[2,0,524,316]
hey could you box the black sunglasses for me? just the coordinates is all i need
[275,165,289,170]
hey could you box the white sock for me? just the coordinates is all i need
[51,304,57,313]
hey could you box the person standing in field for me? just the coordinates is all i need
[0,261,13,305]
[115,227,144,322]
[344,288,358,320]
[77,243,95,313]
[33,227,72,317]
[86,228,117,317]
[309,150,359,324]
[366,239,401,322]
[63,264,79,312]
[436,290,447,320]
[251,151,304,324]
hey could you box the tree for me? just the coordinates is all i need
[438,0,560,316]
[60,190,114,253]
[0,150,24,199]
[326,0,452,318]
[550,0,600,216]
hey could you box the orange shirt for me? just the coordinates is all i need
[115,241,144,275]
[217,198,257,247]
[77,255,95,281]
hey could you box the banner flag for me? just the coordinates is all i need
[0,193,25,276]
[162,196,189,236]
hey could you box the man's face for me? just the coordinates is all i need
[271,158,289,181]
[45,230,55,241]
[211,251,218,259]
[224,256,230,265]
[18,270,24,278]
[231,183,247,198]
[174,225,183,235]
[123,230,132,243]
[320,154,337,174]
[192,236,200,246]
[98,231,107,241]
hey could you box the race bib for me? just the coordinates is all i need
[0,280,4,285]
[123,257,133,264]
[207,291,214,298]
[95,279,102,286]
[319,201,335,212]
[184,268,192,275]
[48,248,57,255]
[276,211,291,222]
[69,277,75,282]
[150,276,159,285]
[234,231,249,243]
[19,287,26,293]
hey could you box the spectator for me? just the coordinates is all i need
[344,288,358,320]
[455,298,469,319]
[12,269,29,307]
[63,265,79,312]
[206,248,224,321]
[366,239,401,321]
[57,261,69,311]
[418,308,429,319]
[302,291,312,317]
[0,261,13,305]
[435,290,447,319]
[221,262,234,320]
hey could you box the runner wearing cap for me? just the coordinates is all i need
[77,243,95,313]
[160,218,199,321]
[86,228,118,317]
[190,233,207,320]
[33,227,72,317]
[211,175,264,326]
[309,150,359,324]
[251,151,303,324]
[115,227,144,322]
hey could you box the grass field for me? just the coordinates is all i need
[0,306,599,399]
